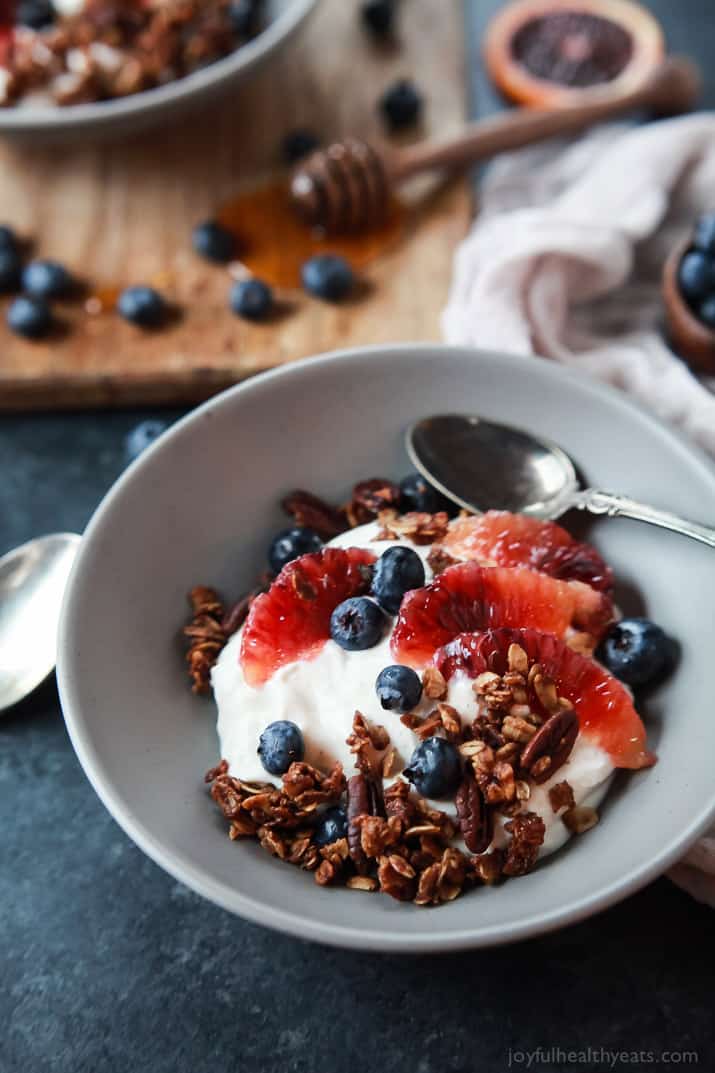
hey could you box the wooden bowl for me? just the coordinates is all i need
[662,236,715,374]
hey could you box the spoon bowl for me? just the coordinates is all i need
[407,414,578,517]
[0,533,80,713]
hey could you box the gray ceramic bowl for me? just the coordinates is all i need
[0,0,317,140]
[57,344,715,951]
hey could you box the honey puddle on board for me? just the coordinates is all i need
[217,179,406,289]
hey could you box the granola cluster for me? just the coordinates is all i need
[1,0,264,108]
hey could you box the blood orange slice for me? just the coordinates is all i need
[391,562,613,667]
[434,627,654,770]
[240,547,376,686]
[439,511,614,593]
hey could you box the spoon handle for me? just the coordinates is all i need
[570,489,715,549]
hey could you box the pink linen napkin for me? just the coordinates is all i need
[442,112,715,905]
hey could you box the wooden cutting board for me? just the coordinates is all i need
[0,0,470,411]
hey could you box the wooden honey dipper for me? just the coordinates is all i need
[290,56,700,233]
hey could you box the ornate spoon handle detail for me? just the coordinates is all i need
[570,490,715,549]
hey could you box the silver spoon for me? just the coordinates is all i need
[406,415,715,548]
[0,533,81,713]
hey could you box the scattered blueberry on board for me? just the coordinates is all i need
[125,419,168,462]
[230,277,273,321]
[0,248,22,293]
[268,526,323,574]
[371,545,425,614]
[117,286,166,329]
[192,220,236,264]
[399,471,453,514]
[360,0,396,38]
[22,259,73,300]
[375,664,422,713]
[330,596,385,651]
[6,295,52,339]
[404,738,462,798]
[596,617,676,690]
[313,806,348,847]
[301,254,355,301]
[677,213,715,330]
[16,0,55,29]
[379,79,423,132]
[258,720,305,776]
[281,129,320,164]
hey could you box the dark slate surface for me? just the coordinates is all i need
[3,2,715,1070]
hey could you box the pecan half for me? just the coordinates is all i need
[347,774,375,873]
[455,772,492,854]
[520,709,578,784]
[281,489,348,539]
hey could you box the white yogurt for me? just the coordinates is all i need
[211,522,614,858]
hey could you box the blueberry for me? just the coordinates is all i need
[677,250,714,306]
[230,278,273,321]
[313,806,348,847]
[698,295,715,330]
[693,213,715,256]
[301,254,354,301]
[0,248,21,293]
[268,526,323,573]
[22,259,73,299]
[16,0,55,29]
[330,597,384,651]
[596,617,676,690]
[125,419,168,461]
[7,295,51,338]
[117,286,166,328]
[375,664,422,713]
[361,0,395,38]
[399,472,452,514]
[404,738,461,798]
[257,720,304,776]
[228,0,263,37]
[192,220,235,264]
[0,225,19,254]
[379,79,422,131]
[371,546,425,614]
[281,129,320,164]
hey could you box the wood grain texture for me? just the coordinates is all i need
[0,0,470,411]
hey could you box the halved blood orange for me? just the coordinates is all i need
[390,562,613,667]
[439,511,614,593]
[434,627,654,769]
[240,547,376,686]
[484,0,664,108]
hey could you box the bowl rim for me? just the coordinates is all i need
[0,0,318,133]
[57,343,715,951]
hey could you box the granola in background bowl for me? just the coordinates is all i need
[0,0,266,108]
